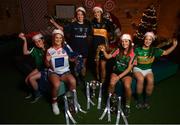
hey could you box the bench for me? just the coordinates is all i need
[115,58,179,96]
[38,76,67,96]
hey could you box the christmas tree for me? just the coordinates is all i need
[134,4,157,45]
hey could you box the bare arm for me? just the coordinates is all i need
[45,51,52,69]
[163,39,178,56]
[69,57,76,62]
[117,62,133,79]
[100,45,112,59]
[49,19,64,31]
[18,33,30,55]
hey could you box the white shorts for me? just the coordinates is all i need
[133,67,152,76]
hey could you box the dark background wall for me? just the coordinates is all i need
[0,0,180,38]
[0,0,22,35]
[0,0,179,64]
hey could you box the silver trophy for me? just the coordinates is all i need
[64,89,87,125]
[99,95,128,125]
[65,91,75,114]
[86,80,103,109]
[89,80,100,98]
[110,94,118,114]
[115,97,128,125]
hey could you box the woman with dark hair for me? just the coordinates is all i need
[91,5,115,83]
[100,34,135,117]
[65,7,92,83]
[18,32,47,103]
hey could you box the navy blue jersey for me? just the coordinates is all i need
[65,21,92,58]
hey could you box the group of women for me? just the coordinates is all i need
[18,5,178,117]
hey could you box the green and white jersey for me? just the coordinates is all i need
[135,47,164,70]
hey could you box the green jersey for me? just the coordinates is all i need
[30,47,45,70]
[135,47,164,70]
[111,48,135,74]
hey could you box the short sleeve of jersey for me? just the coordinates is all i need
[134,47,139,55]
[30,47,40,59]
[111,48,119,58]
[153,47,164,58]
[47,47,55,56]
[129,49,137,65]
[29,47,34,55]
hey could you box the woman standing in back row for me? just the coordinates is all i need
[91,5,115,83]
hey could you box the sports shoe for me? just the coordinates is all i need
[135,102,143,109]
[124,105,131,117]
[143,102,150,110]
[52,102,60,115]
[30,95,42,103]
[25,93,32,99]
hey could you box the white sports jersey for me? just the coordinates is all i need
[48,47,70,75]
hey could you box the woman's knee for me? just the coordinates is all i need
[29,76,36,83]
[51,81,61,89]
[109,81,116,89]
[124,83,131,91]
[147,80,154,92]
[136,77,144,92]
[146,76,154,84]
[135,75,144,84]
[134,72,144,81]
[68,76,76,88]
